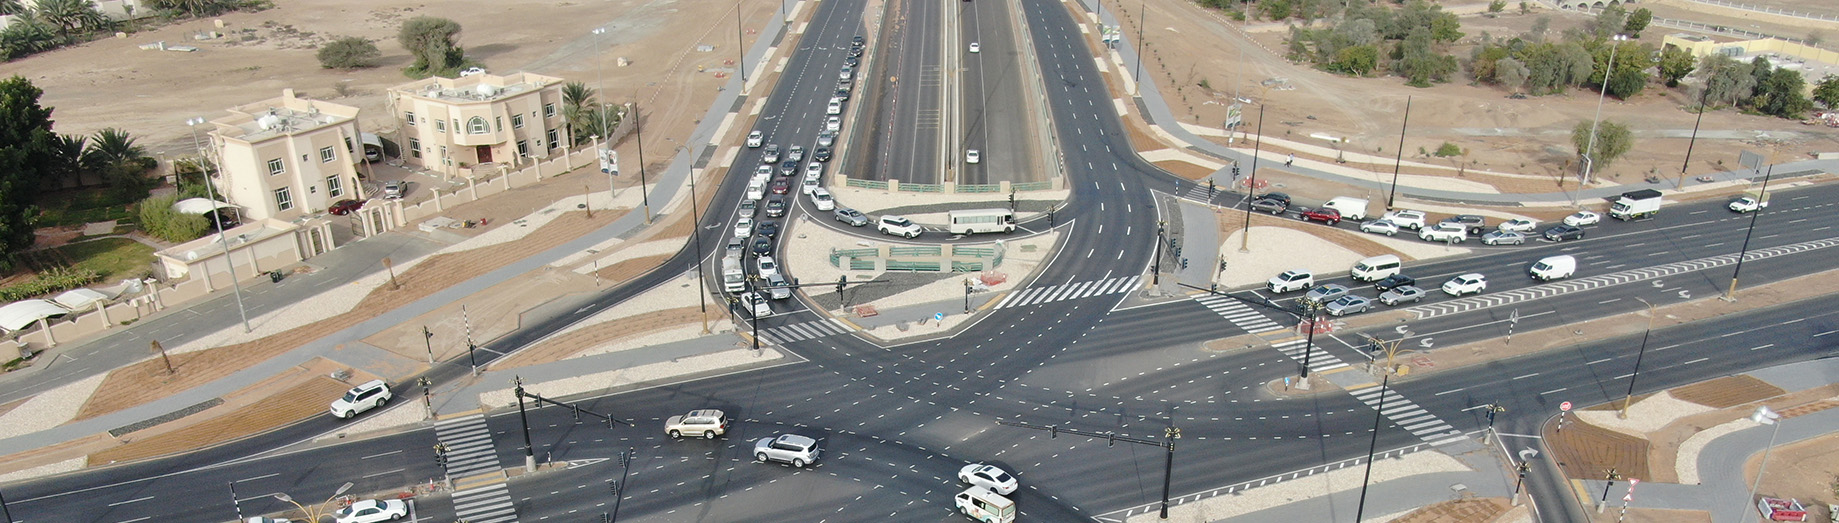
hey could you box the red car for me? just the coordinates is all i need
[328,199,365,215]
[770,180,791,195]
[1298,207,1341,225]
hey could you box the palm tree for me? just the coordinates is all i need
[0,0,26,16]
[49,134,87,189]
[82,128,147,171]
[561,82,596,145]
[35,0,109,37]
[0,13,65,59]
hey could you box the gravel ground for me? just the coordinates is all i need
[0,373,105,441]
[0,456,84,483]
[573,323,735,359]
[1217,226,1470,287]
[445,189,635,253]
[1674,417,1753,485]
[1124,450,1469,522]
[476,348,782,409]
[1575,392,1714,438]
[547,271,716,341]
[571,238,686,274]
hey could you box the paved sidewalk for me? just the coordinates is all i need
[1218,451,1515,523]
[435,333,755,414]
[1175,199,1221,288]
[1066,0,1839,205]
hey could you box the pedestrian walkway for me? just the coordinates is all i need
[1193,294,1285,333]
[757,318,856,344]
[435,414,502,478]
[1347,383,1467,447]
[993,275,1139,309]
[1271,338,1352,377]
[450,482,518,523]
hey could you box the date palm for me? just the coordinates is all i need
[35,0,109,37]
[561,82,597,145]
[82,128,147,171]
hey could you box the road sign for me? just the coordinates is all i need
[1560,401,1573,411]
[601,149,619,175]
[934,312,946,322]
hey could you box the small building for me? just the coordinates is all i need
[154,218,309,288]
[206,88,368,222]
[387,72,568,178]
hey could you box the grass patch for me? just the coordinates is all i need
[56,238,155,282]
[36,190,137,227]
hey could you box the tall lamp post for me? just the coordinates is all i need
[1677,85,1712,190]
[1735,406,1783,522]
[0,486,14,523]
[1578,34,1630,192]
[1725,163,1774,301]
[631,93,652,224]
[1239,104,1265,253]
[184,117,253,334]
[1385,96,1412,210]
[1618,297,1656,419]
[1354,374,1390,522]
[273,481,353,523]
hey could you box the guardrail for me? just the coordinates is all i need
[846,178,889,190]
[1012,181,1055,191]
[957,183,1002,193]
[899,182,944,193]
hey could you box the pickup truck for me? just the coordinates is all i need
[1729,190,1770,213]
[1418,222,1467,243]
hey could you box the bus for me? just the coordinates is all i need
[947,208,1016,235]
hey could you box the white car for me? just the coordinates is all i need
[958,463,1017,495]
[1358,219,1398,236]
[665,409,729,439]
[330,380,391,419]
[754,164,773,179]
[733,217,754,238]
[1267,269,1313,293]
[743,291,772,317]
[969,42,981,53]
[826,100,842,115]
[1498,218,1539,232]
[804,161,824,181]
[838,65,854,81]
[754,433,821,467]
[801,177,820,195]
[1380,209,1426,230]
[333,499,407,523]
[1417,222,1466,243]
[1563,211,1601,227]
[1441,273,1488,296]
[810,187,836,211]
[966,149,981,164]
[757,256,779,277]
[825,116,841,132]
[878,215,922,238]
[459,67,486,77]
[746,131,764,148]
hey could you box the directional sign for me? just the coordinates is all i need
[1560,401,1573,412]
[934,312,946,322]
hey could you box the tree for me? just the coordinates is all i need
[1393,26,1457,87]
[1814,75,1839,109]
[34,0,109,37]
[0,76,58,272]
[1497,57,1530,92]
[81,128,145,172]
[397,16,465,78]
[0,13,63,60]
[47,133,84,189]
[1592,5,1627,38]
[1751,68,1814,118]
[145,0,254,17]
[1572,120,1634,171]
[1657,46,1697,87]
[137,195,208,243]
[1528,16,1550,41]
[1434,142,1463,157]
[561,81,597,145]
[317,37,381,69]
[1329,44,1379,75]
[0,0,25,15]
[1606,68,1647,98]
[1698,54,1757,107]
[1488,0,1506,13]
[1624,8,1652,35]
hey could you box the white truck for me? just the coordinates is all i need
[1322,197,1371,221]
[1608,189,1663,220]
[722,255,746,293]
[1728,190,1771,213]
[1417,222,1467,243]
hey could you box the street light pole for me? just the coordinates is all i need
[1736,406,1783,522]
[735,0,748,87]
[1132,0,1145,94]
[685,147,710,334]
[1300,301,1318,379]
[631,98,651,224]
[1354,373,1390,522]
[1579,34,1629,189]
[1677,85,1712,190]
[0,486,13,523]
[1725,163,1774,301]
[185,117,252,334]
[1619,297,1656,419]
[1151,221,1165,286]
[1597,468,1622,513]
[1160,426,1180,519]
[1239,104,1265,253]
[514,376,537,472]
[1385,96,1411,210]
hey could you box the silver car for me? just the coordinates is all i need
[1302,283,1350,307]
[1324,294,1372,316]
[1378,285,1425,305]
[754,433,821,467]
[1359,219,1399,236]
[1481,230,1525,246]
[834,207,868,226]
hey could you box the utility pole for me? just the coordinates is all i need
[514,376,537,472]
[184,117,251,334]
[1725,163,1774,301]
[1619,297,1655,419]
[1386,96,1411,210]
[734,0,748,88]
[632,99,651,224]
[1678,85,1711,191]
[1354,374,1390,522]
[1132,0,1145,94]
[1239,104,1265,253]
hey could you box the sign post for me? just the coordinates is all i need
[1558,401,1572,433]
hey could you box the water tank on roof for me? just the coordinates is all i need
[476,84,499,97]
[256,113,282,130]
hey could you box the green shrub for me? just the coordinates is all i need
[136,195,209,243]
[317,36,380,69]
[0,267,102,302]
[1434,142,1463,157]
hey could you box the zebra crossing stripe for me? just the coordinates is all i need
[995,276,1142,309]
[452,482,518,523]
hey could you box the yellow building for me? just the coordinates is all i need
[207,89,367,222]
[387,72,568,178]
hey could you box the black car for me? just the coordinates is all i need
[765,197,787,217]
[1543,224,1585,242]
[852,35,865,46]
[1441,214,1487,235]
[813,147,832,162]
[758,220,780,238]
[844,56,859,67]
[779,160,799,176]
[1249,198,1287,215]
[752,235,775,255]
[849,47,863,57]
[1373,274,1416,292]
[834,86,851,101]
[1257,192,1292,206]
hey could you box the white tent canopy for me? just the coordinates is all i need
[52,288,111,310]
[172,198,237,215]
[0,300,71,332]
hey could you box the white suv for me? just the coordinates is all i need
[665,409,729,439]
[878,215,922,238]
[1441,273,1488,296]
[1380,210,1426,230]
[754,433,821,467]
[746,131,764,148]
[330,380,391,419]
[1417,222,1467,243]
[1267,269,1314,293]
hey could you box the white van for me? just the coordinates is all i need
[1350,254,1402,282]
[1323,197,1371,221]
[745,180,765,201]
[954,486,1015,523]
[1529,255,1576,281]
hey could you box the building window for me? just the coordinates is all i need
[405,111,416,125]
[409,138,422,158]
[267,158,284,176]
[516,140,529,156]
[544,103,555,118]
[435,119,446,133]
[546,129,559,148]
[274,187,293,211]
[495,116,503,132]
[512,114,524,129]
[327,175,343,197]
[344,137,354,154]
[469,116,488,134]
[319,146,336,163]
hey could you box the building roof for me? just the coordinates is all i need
[211,88,360,144]
[52,288,111,310]
[0,300,70,332]
[390,71,563,105]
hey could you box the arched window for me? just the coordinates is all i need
[468,116,488,134]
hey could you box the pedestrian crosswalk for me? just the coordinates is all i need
[436,414,502,478]
[450,482,518,523]
[1269,338,1350,376]
[993,276,1139,309]
[1193,294,1285,333]
[1348,384,1466,446]
[758,318,856,345]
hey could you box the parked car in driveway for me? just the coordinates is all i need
[328,199,364,215]
[1481,230,1526,245]
[1543,224,1585,241]
[1359,219,1399,236]
[754,433,821,467]
[1303,283,1350,306]
[1563,211,1601,226]
[1249,198,1287,214]
[1325,295,1372,316]
[1378,285,1425,305]
[665,409,729,439]
[383,180,406,199]
[1298,207,1341,225]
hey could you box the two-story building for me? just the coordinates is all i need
[387,72,568,178]
[207,88,367,222]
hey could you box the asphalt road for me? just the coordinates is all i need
[861,0,942,183]
[957,0,1035,185]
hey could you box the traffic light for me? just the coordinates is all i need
[1008,190,1016,210]
[1231,165,1241,179]
[836,276,847,294]
[434,444,449,469]
[1207,179,1215,198]
[1180,258,1189,270]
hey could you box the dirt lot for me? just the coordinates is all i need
[1088,0,1839,196]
